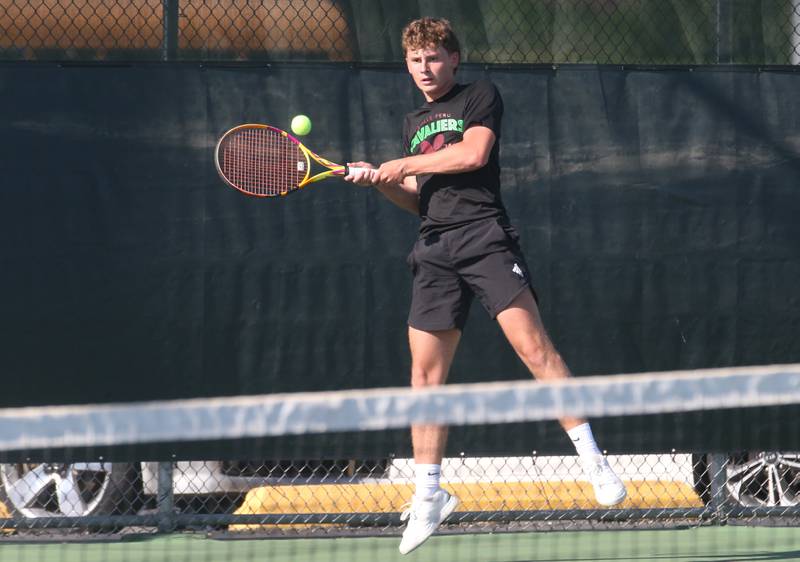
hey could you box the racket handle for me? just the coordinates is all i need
[346,166,371,176]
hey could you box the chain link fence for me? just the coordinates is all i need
[1,0,800,65]
[0,452,798,536]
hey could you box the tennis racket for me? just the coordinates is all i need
[214,123,368,197]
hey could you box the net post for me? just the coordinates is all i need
[157,461,176,533]
[706,453,730,523]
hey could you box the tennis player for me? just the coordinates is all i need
[345,17,627,555]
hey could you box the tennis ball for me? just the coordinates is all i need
[291,114,312,136]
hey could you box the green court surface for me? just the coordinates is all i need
[1,526,799,562]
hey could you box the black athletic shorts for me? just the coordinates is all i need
[406,218,536,331]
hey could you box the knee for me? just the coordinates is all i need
[410,366,445,388]
[517,340,558,375]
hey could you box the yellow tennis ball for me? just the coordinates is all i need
[291,114,312,136]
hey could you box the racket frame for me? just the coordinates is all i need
[214,123,349,197]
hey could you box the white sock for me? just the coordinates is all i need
[567,423,602,458]
[414,463,441,499]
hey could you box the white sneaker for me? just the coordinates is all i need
[583,454,627,506]
[398,489,459,555]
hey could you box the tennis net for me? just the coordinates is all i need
[0,363,799,561]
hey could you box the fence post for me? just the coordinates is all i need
[706,453,730,524]
[716,0,732,63]
[162,0,179,61]
[157,461,176,533]
[792,0,800,64]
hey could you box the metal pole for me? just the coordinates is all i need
[716,0,732,64]
[706,453,730,524]
[792,0,800,64]
[157,461,176,533]
[162,0,179,61]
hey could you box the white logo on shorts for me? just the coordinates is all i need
[512,263,525,278]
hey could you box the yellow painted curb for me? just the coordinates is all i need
[0,500,12,534]
[230,480,703,530]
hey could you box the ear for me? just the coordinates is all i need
[449,50,460,73]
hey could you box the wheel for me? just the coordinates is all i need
[0,462,140,518]
[725,452,800,507]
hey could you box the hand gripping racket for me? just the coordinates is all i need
[214,123,367,197]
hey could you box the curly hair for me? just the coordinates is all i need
[401,17,461,57]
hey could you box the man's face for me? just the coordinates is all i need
[405,45,459,102]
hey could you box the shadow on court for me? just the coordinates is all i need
[498,552,800,562]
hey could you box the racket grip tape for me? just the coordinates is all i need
[346,166,370,175]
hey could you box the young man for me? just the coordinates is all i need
[345,17,626,555]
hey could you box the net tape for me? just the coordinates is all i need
[1,363,798,452]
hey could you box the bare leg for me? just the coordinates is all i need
[408,326,461,464]
[495,290,585,431]
[497,290,627,507]
[398,324,464,554]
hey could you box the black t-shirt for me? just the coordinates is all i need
[402,79,508,237]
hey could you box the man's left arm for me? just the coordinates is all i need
[372,125,495,186]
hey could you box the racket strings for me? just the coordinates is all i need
[222,128,305,196]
